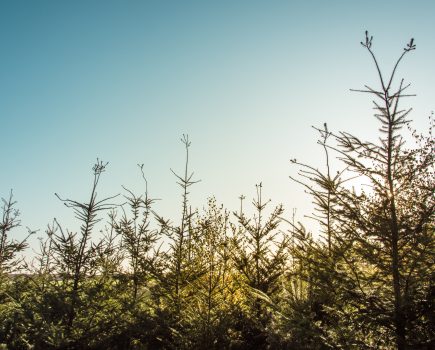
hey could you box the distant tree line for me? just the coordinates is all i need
[1,33,433,350]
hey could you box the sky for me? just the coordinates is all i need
[1,0,434,252]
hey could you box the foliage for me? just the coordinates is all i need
[0,33,433,349]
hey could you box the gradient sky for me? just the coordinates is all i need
[1,0,434,250]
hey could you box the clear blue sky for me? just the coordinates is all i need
[1,0,434,249]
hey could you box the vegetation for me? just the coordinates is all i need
[1,33,433,349]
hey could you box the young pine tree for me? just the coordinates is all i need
[290,33,434,349]
[232,183,289,348]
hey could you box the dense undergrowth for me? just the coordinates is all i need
[1,34,434,350]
